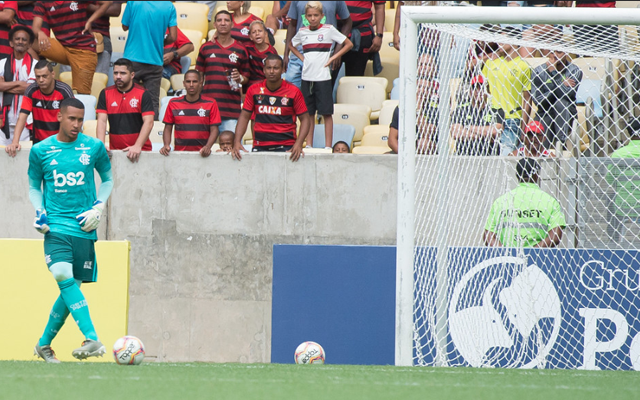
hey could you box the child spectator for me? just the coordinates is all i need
[246,20,278,88]
[288,1,352,149]
[332,141,350,153]
[228,1,265,48]
[217,130,235,152]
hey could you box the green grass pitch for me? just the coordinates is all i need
[1,361,638,400]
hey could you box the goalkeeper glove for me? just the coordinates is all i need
[33,209,50,234]
[76,201,104,233]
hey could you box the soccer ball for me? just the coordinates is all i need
[113,336,145,365]
[294,341,325,364]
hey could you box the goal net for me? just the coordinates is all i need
[396,5,640,370]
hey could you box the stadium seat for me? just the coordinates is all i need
[524,57,549,69]
[161,78,171,94]
[75,94,97,121]
[311,123,355,148]
[352,145,390,154]
[174,2,210,38]
[109,2,125,28]
[361,125,391,148]
[273,29,287,55]
[170,74,185,91]
[242,122,253,145]
[384,8,395,33]
[248,6,265,19]
[324,103,372,144]
[208,29,216,42]
[337,77,387,120]
[19,140,32,149]
[180,29,205,67]
[90,74,108,99]
[148,121,166,143]
[159,87,167,103]
[58,71,72,87]
[159,96,176,122]
[378,32,399,63]
[303,147,332,154]
[81,120,98,138]
[251,1,273,19]
[364,57,399,94]
[110,26,128,54]
[378,100,399,126]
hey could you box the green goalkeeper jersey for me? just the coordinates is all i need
[606,140,640,218]
[484,182,566,248]
[28,133,111,240]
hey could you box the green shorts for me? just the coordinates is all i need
[43,232,98,283]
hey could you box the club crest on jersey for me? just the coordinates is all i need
[197,107,207,117]
[229,52,239,63]
[256,95,263,103]
[318,34,324,42]
[269,97,276,105]
[281,97,289,106]
[70,1,79,11]
[79,153,90,166]
[241,27,249,36]
[130,97,139,108]
[52,100,60,109]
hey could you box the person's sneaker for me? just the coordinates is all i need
[34,343,61,363]
[71,339,106,360]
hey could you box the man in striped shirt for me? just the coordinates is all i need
[196,10,250,134]
[342,1,385,76]
[232,54,310,162]
[5,60,74,157]
[0,1,17,58]
[32,1,112,94]
[160,70,221,157]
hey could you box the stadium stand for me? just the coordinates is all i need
[174,2,210,38]
[337,77,388,120]
[325,104,372,145]
[312,124,356,149]
[75,95,97,121]
[378,100,399,126]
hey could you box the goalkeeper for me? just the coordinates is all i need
[483,157,565,248]
[28,98,113,363]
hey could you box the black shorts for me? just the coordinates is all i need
[301,80,334,116]
[252,145,293,152]
[43,232,98,283]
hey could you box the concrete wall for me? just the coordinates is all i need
[0,151,398,362]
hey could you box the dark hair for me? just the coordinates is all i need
[184,69,201,80]
[264,54,283,68]
[627,117,640,139]
[113,58,134,72]
[60,97,85,112]
[332,141,350,153]
[516,157,540,183]
[9,25,35,44]
[215,10,232,21]
[501,26,522,39]
[219,130,234,139]
[34,59,53,72]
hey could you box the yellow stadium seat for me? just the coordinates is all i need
[248,6,265,19]
[273,29,286,55]
[242,122,253,145]
[378,32,399,62]
[378,100,398,126]
[149,121,167,145]
[384,8,396,33]
[82,120,98,138]
[337,77,387,120]
[58,71,72,87]
[171,74,185,91]
[362,125,391,148]
[364,57,398,94]
[324,103,372,144]
[110,26,128,54]
[180,29,204,67]
[91,74,108,99]
[161,78,171,93]
[252,1,273,19]
[208,29,216,42]
[109,2,125,28]
[19,140,33,150]
[352,145,390,154]
[174,2,210,38]
[93,73,108,87]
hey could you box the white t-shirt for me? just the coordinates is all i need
[291,24,347,82]
[0,56,36,127]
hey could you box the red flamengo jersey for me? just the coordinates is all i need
[91,1,124,38]
[196,39,250,120]
[243,80,307,147]
[34,1,97,52]
[96,84,154,151]
[0,2,17,57]
[20,80,74,142]
[245,42,278,88]
[163,27,193,76]
[163,96,222,151]
[231,13,261,48]
[345,1,385,39]
[17,2,50,36]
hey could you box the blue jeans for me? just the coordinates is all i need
[501,118,521,156]
[284,53,303,88]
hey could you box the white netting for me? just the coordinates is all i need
[405,8,640,370]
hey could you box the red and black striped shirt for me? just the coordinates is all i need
[163,27,192,77]
[0,2,17,57]
[243,80,307,147]
[91,0,124,38]
[245,42,278,88]
[196,39,250,120]
[345,1,384,39]
[20,80,74,143]
[16,1,49,36]
[96,84,154,151]
[34,1,96,52]
[162,96,221,151]
[230,13,262,48]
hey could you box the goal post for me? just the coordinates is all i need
[396,5,640,369]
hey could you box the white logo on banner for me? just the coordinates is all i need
[448,256,561,369]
